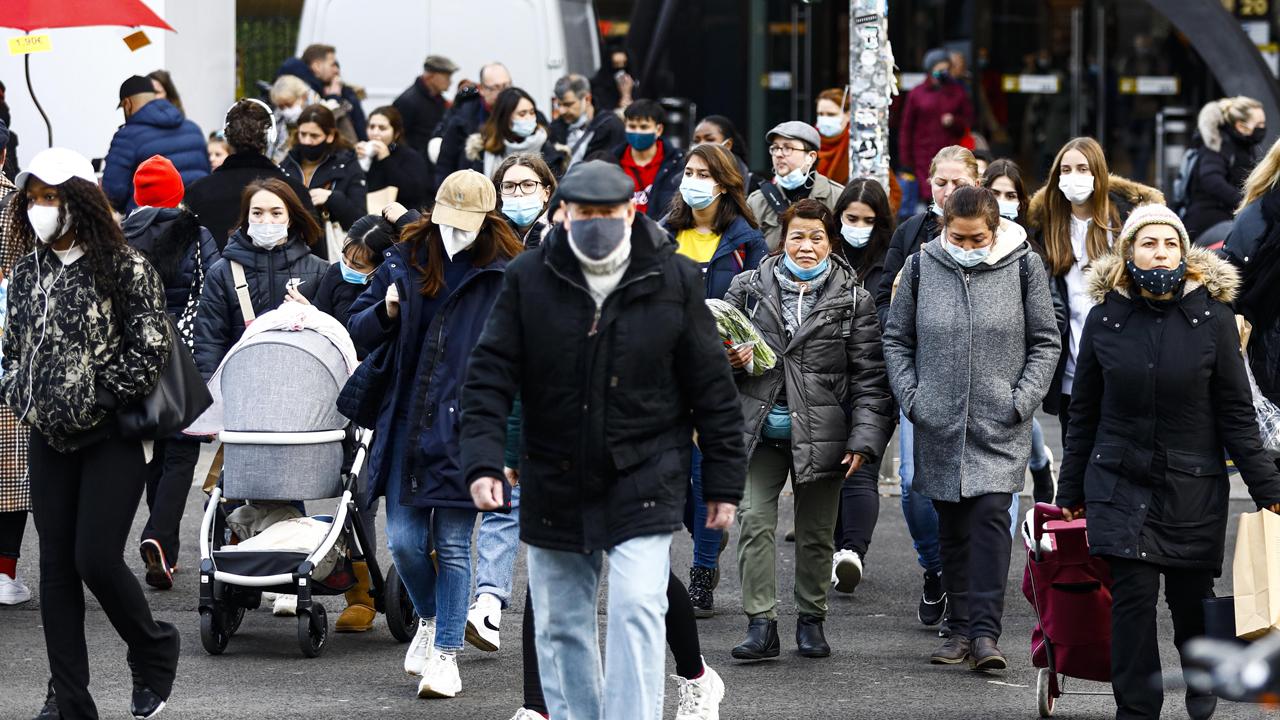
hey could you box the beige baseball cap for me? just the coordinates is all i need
[433,170,496,232]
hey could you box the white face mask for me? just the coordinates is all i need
[841,224,873,248]
[27,205,65,244]
[997,199,1020,220]
[439,223,479,260]
[248,222,289,250]
[280,104,303,125]
[1058,174,1094,205]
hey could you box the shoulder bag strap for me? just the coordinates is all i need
[229,260,256,326]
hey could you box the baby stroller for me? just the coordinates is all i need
[1022,503,1114,717]
[196,327,388,658]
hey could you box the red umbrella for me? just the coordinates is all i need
[2,0,176,145]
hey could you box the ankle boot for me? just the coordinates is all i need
[795,614,830,658]
[731,618,780,661]
[688,566,715,619]
[336,560,376,632]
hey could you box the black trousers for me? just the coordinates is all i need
[834,456,883,556]
[933,492,1013,641]
[1107,558,1215,720]
[141,438,201,565]
[0,509,26,557]
[30,432,180,719]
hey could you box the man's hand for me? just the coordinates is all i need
[1264,503,1280,514]
[471,476,505,511]
[706,501,737,530]
[1061,505,1085,522]
[504,466,520,488]
[841,452,865,479]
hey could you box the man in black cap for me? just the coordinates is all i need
[461,160,746,720]
[393,55,459,177]
[102,75,210,214]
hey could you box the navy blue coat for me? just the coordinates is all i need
[347,240,509,511]
[122,207,221,319]
[102,99,210,213]
[662,215,767,300]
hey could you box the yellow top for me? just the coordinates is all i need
[675,228,722,264]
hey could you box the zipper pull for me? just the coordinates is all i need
[588,306,602,337]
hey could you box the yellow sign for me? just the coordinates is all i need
[1001,74,1060,94]
[1119,76,1180,95]
[8,34,52,56]
[123,31,151,51]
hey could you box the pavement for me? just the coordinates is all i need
[2,414,1279,719]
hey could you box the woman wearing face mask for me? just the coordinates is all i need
[883,186,1059,671]
[726,198,894,661]
[313,214,393,329]
[1025,137,1162,446]
[192,178,329,377]
[815,88,851,185]
[899,49,975,209]
[493,153,557,249]
[465,88,566,179]
[1183,96,1266,242]
[281,104,368,240]
[358,106,429,212]
[693,114,761,193]
[1056,205,1280,720]
[269,74,314,164]
[0,148,179,720]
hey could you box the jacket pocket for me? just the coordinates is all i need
[1084,442,1125,503]
[1161,450,1227,525]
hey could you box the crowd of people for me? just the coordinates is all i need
[2,39,1280,720]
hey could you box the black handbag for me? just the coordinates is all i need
[336,340,395,429]
[118,317,214,440]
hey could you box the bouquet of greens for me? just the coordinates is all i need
[706,298,776,376]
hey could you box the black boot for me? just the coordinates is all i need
[1186,690,1217,720]
[795,614,831,658]
[688,566,716,619]
[731,618,780,661]
[34,679,59,720]
[1030,463,1055,505]
[919,570,946,626]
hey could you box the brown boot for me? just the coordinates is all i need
[969,637,1007,671]
[336,560,376,632]
[929,634,970,665]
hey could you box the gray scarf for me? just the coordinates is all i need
[772,260,832,336]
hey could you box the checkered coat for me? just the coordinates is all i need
[0,174,29,513]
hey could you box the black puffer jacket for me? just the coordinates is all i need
[1184,126,1261,240]
[122,207,222,320]
[367,143,430,212]
[313,261,365,330]
[460,216,747,552]
[192,231,329,377]
[1057,247,1280,572]
[184,152,315,249]
[280,147,368,234]
[724,254,894,482]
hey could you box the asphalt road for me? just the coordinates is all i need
[2,414,1279,719]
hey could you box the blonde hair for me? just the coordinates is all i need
[1041,137,1119,277]
[928,145,979,181]
[270,75,312,108]
[1240,135,1280,213]
[1199,96,1263,153]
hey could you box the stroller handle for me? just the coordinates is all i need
[1032,502,1064,546]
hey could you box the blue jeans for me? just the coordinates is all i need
[899,412,942,573]
[474,485,520,607]
[384,470,476,651]
[528,533,672,720]
[1029,418,1049,471]
[684,444,724,569]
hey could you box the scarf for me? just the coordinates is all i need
[483,127,549,177]
[772,259,833,336]
[815,130,850,185]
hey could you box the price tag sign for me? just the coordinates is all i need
[1119,76,1180,95]
[1001,74,1060,94]
[8,34,52,56]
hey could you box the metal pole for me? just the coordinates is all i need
[1070,6,1083,138]
[24,53,53,147]
[1095,3,1106,141]
[847,0,892,192]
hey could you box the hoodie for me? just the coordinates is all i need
[102,99,210,213]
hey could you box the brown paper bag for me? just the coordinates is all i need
[202,444,225,495]
[1233,508,1280,639]
[366,186,398,215]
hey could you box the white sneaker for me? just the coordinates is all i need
[0,572,31,605]
[508,709,547,720]
[272,593,297,617]
[404,617,437,676]
[832,550,863,594]
[465,592,502,652]
[674,660,725,720]
[416,650,462,698]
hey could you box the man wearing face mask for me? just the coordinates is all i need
[747,121,845,252]
[611,99,685,218]
[898,49,974,208]
[102,75,210,214]
[548,74,626,170]
[461,160,746,720]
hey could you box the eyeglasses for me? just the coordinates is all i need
[768,144,807,157]
[500,180,543,196]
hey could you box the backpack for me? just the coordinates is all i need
[1170,148,1200,217]
[909,249,1030,301]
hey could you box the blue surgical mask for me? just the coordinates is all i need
[944,240,990,268]
[816,116,845,138]
[841,224,872,248]
[776,162,812,191]
[783,254,829,280]
[679,176,720,210]
[626,131,658,151]
[997,199,1020,220]
[502,195,543,227]
[339,258,370,285]
[511,118,537,138]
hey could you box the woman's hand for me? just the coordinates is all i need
[705,501,737,530]
[369,140,391,161]
[841,452,865,479]
[382,202,409,224]
[283,285,310,305]
[1061,506,1086,522]
[385,284,400,319]
[727,343,754,369]
[309,188,332,207]
[504,466,520,488]
[1265,503,1280,514]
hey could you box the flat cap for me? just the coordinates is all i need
[766,121,820,151]
[424,55,459,73]
[556,160,634,205]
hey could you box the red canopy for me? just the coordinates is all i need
[1,0,174,34]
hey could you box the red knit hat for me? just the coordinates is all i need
[133,155,184,208]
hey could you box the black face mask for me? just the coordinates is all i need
[299,142,330,162]
[1245,127,1267,146]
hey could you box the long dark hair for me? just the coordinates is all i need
[148,70,184,115]
[295,103,354,153]
[665,144,758,233]
[832,178,895,278]
[402,211,523,297]
[142,210,202,288]
[235,177,323,246]
[699,115,750,164]
[482,87,540,154]
[982,158,1028,222]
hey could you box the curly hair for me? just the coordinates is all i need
[224,99,273,155]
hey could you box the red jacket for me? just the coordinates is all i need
[898,80,973,200]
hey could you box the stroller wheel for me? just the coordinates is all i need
[224,603,246,637]
[385,564,419,643]
[200,608,230,655]
[298,603,328,658]
[1036,668,1056,717]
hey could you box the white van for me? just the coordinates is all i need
[295,0,601,117]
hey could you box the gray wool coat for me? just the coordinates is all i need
[882,221,1061,502]
[724,254,895,484]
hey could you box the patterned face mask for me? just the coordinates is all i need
[1126,257,1186,296]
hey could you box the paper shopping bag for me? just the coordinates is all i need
[1234,509,1280,639]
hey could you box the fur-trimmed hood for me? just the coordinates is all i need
[1084,245,1239,305]
[1025,175,1165,232]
